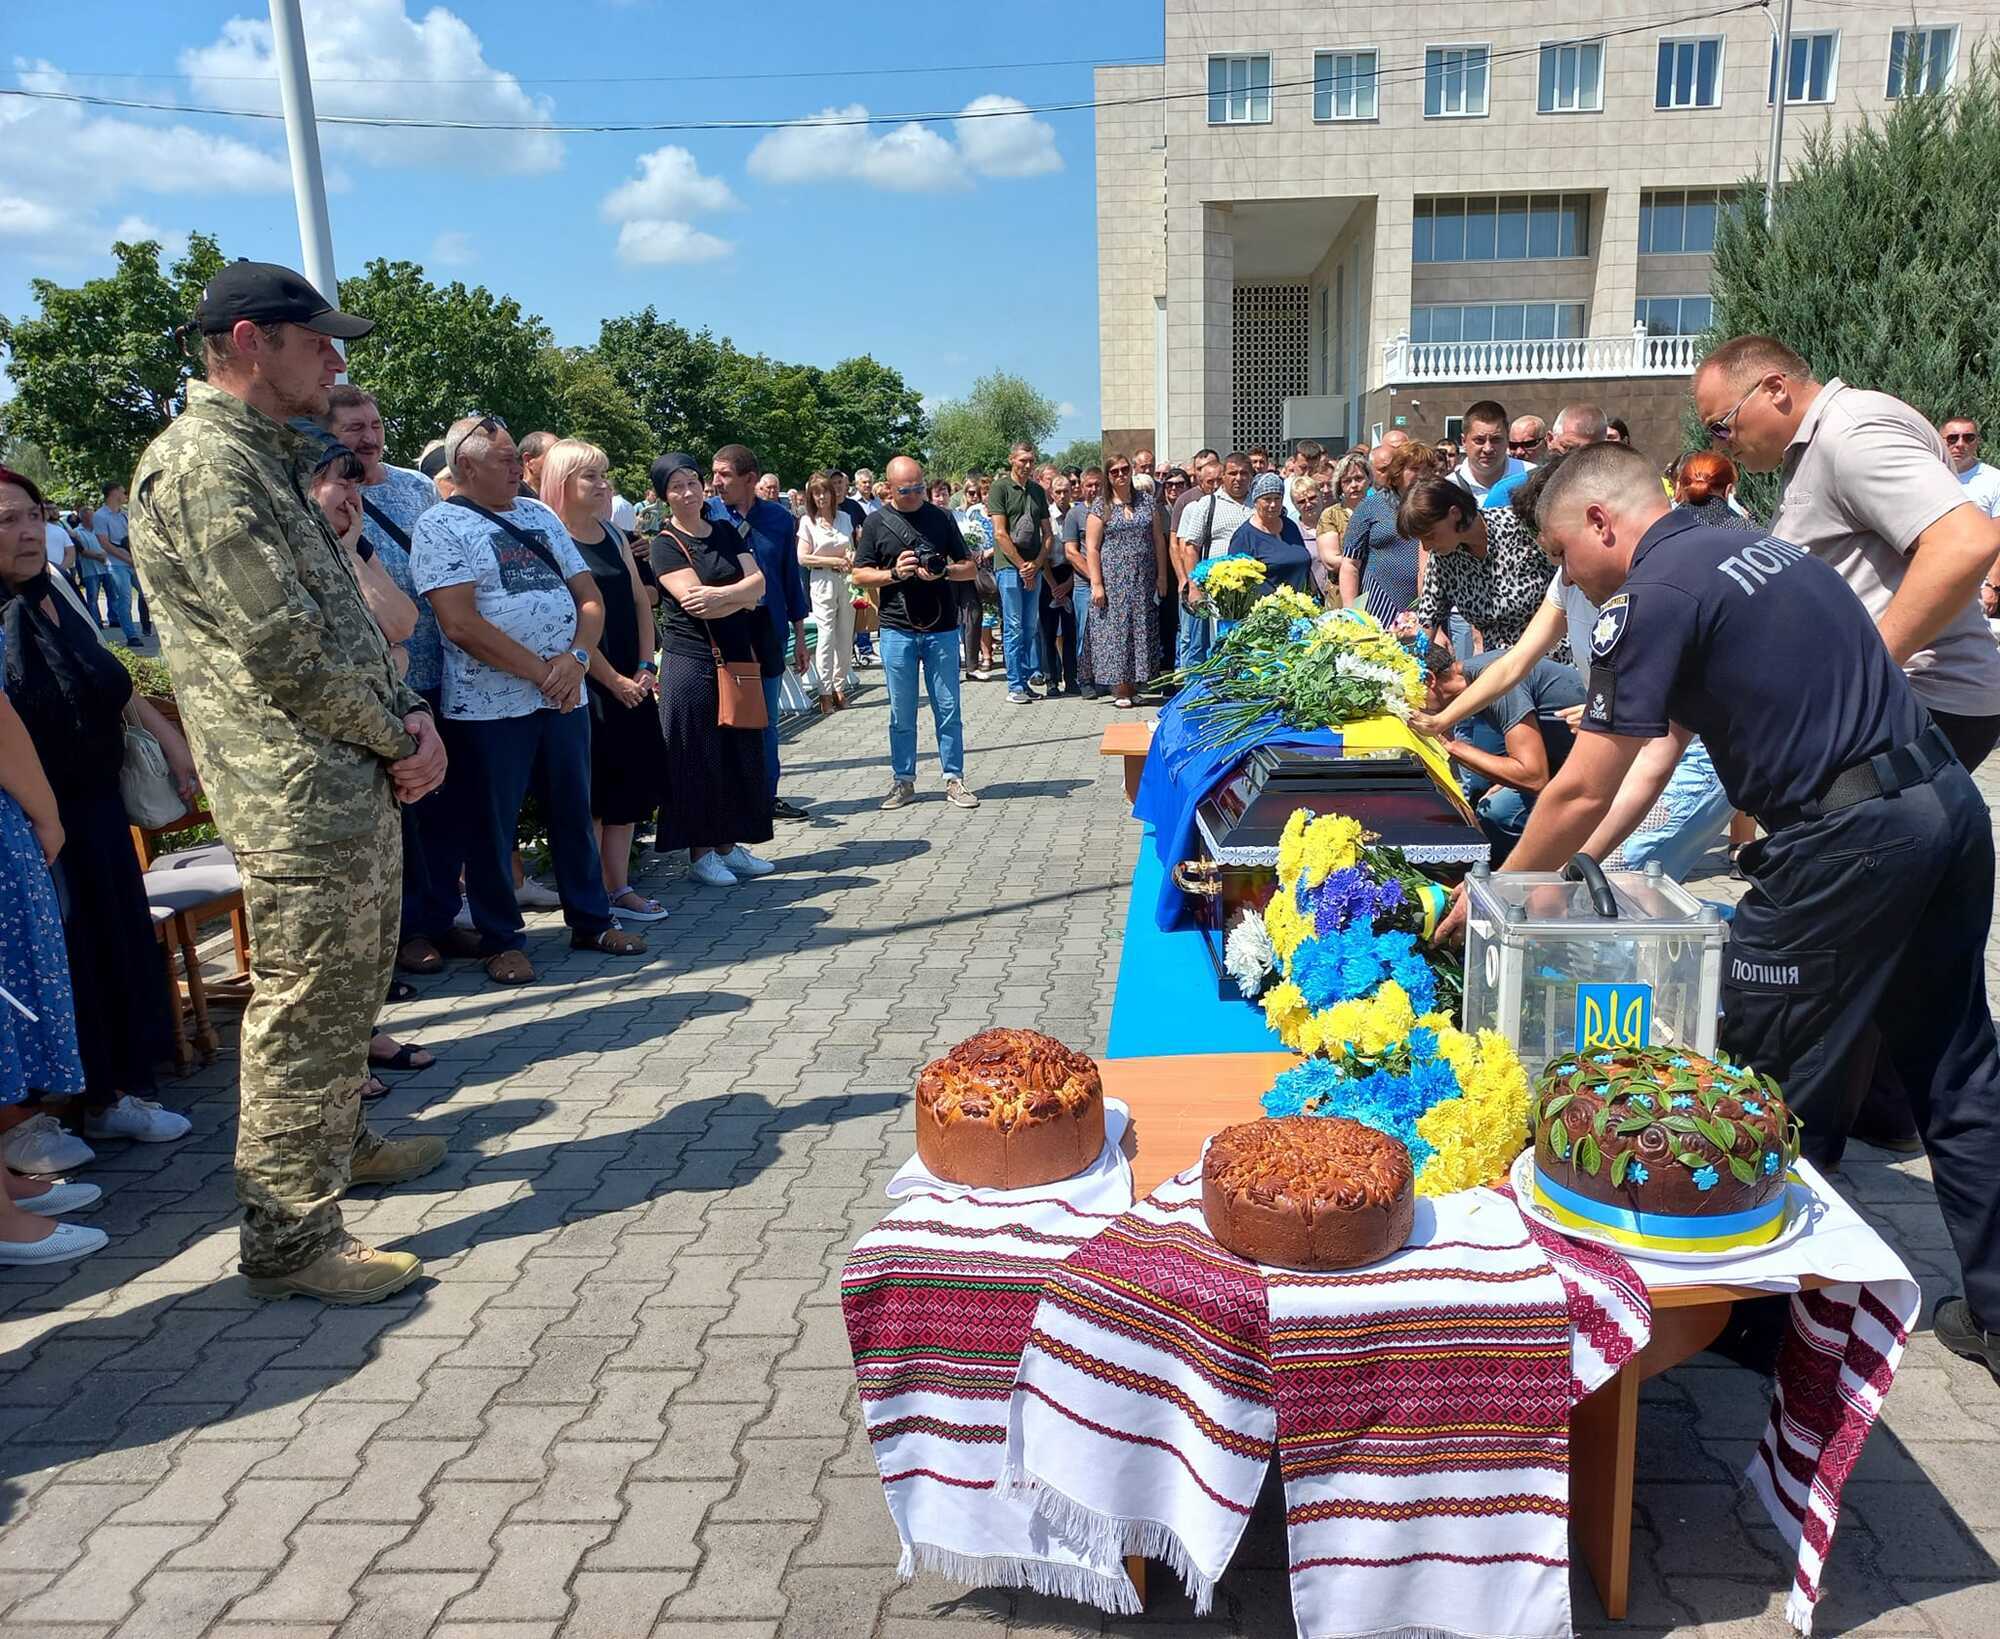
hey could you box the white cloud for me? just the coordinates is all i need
[615,220,733,266]
[179,0,561,175]
[747,96,1063,194]
[112,216,194,261]
[600,146,736,267]
[952,96,1064,179]
[601,147,738,223]
[0,60,291,254]
[429,230,474,266]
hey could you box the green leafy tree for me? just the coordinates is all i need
[551,349,653,497]
[1702,55,2000,508]
[1049,436,1103,472]
[926,370,1060,478]
[0,412,57,494]
[0,233,228,494]
[337,259,563,464]
[593,307,738,460]
[821,355,929,471]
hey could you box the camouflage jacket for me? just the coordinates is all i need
[130,381,426,853]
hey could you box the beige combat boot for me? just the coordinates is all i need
[348,1134,447,1188]
[247,1236,423,1304]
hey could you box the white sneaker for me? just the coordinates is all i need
[4,1115,95,1177]
[719,846,775,878]
[17,1180,101,1216]
[86,1095,192,1144]
[515,877,562,909]
[690,852,738,888]
[453,896,475,932]
[0,1222,107,1266]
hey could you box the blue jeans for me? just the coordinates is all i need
[1612,736,1734,881]
[443,707,612,954]
[104,562,143,643]
[995,567,1039,693]
[1477,786,1533,864]
[77,563,109,623]
[879,627,964,784]
[760,674,782,806]
[1074,581,1095,688]
[1175,599,1214,670]
[1038,576,1079,694]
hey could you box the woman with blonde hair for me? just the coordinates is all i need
[541,438,668,921]
[797,470,856,713]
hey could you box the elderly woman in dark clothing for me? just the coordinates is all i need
[0,467,189,1175]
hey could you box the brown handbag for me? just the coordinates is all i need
[664,525,767,731]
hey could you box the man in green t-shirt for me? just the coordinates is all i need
[985,441,1054,700]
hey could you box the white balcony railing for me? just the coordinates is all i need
[1382,323,1703,385]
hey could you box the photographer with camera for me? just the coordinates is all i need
[853,457,982,811]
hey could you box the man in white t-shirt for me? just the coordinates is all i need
[1940,416,2000,519]
[1453,399,1530,505]
[408,416,647,985]
[1172,451,1254,668]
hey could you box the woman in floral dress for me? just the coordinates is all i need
[1084,457,1170,708]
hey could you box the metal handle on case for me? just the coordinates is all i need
[1563,853,1618,918]
[1172,859,1223,897]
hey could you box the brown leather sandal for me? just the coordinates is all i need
[571,927,648,956]
[484,950,536,985]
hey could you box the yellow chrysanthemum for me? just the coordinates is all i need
[1205,557,1269,594]
[1262,981,1310,1045]
[1264,886,1312,963]
[1275,809,1311,887]
[1412,1029,1532,1196]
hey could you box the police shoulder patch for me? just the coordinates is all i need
[1591,593,1631,658]
[1586,663,1618,726]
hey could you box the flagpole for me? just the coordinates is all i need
[267,0,340,315]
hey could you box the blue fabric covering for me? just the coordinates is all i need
[1130,680,1340,930]
[1106,829,1290,1058]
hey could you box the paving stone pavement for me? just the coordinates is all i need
[1,674,1996,1638]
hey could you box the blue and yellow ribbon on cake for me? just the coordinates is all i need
[1531,1165,1789,1254]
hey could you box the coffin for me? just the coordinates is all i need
[1179,720,1487,998]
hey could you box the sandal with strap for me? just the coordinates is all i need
[572,927,648,956]
[485,949,536,985]
[369,1040,435,1073]
[609,889,670,923]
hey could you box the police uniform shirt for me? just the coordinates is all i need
[1579,511,1926,820]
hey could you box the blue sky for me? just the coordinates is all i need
[1,0,1159,451]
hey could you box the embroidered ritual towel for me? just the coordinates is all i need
[1508,1185,1654,1399]
[1004,1168,1274,1613]
[1270,1190,1585,1639]
[841,1155,1136,1605]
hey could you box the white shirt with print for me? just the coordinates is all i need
[410,496,590,721]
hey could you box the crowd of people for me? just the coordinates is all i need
[5,254,2000,1382]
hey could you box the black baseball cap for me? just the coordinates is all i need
[195,259,374,339]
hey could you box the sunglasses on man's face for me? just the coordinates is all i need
[1508,438,1539,451]
[1706,379,1767,444]
[1944,431,1979,445]
[894,482,924,495]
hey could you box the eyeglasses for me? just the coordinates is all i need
[1706,378,1769,444]
[1507,438,1540,452]
[1107,464,1131,477]
[1943,431,1979,445]
[894,482,924,495]
[446,413,509,469]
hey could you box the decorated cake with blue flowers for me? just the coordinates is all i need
[1530,1044,1801,1253]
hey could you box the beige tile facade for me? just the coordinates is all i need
[1098,1,2000,457]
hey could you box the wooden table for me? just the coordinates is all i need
[1097,1052,1821,1620]
[1099,720,1154,803]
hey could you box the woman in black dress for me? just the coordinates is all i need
[648,453,774,891]
[543,439,669,922]
[0,466,185,1171]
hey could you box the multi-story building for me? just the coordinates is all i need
[1097,3,1994,461]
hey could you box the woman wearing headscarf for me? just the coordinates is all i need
[649,452,775,890]
[0,466,189,1177]
[1230,471,1315,595]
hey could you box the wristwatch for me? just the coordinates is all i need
[569,647,590,667]
[637,660,659,676]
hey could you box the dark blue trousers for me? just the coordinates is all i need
[443,707,612,954]
[1720,764,2000,1322]
[402,688,462,944]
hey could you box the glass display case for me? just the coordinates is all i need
[1459,858,1725,1077]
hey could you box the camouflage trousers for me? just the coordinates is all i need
[234,800,401,1277]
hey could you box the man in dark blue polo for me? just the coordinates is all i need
[1448,440,2000,1382]
[711,443,811,821]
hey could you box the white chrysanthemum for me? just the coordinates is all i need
[1224,911,1278,999]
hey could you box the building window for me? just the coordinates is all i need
[1769,30,1839,103]
[1412,303,1587,345]
[1639,189,1725,255]
[1425,46,1490,117]
[1656,37,1724,108]
[1636,295,1714,337]
[1414,195,1590,263]
[1313,49,1379,121]
[1539,39,1605,113]
[1888,26,1957,96]
[1208,54,1272,124]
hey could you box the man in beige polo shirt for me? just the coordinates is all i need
[1693,334,2000,767]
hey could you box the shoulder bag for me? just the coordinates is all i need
[662,525,767,732]
[445,494,573,581]
[120,721,187,828]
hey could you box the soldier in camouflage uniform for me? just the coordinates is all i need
[129,261,450,1304]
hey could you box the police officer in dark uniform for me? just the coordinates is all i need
[1453,442,2000,1380]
